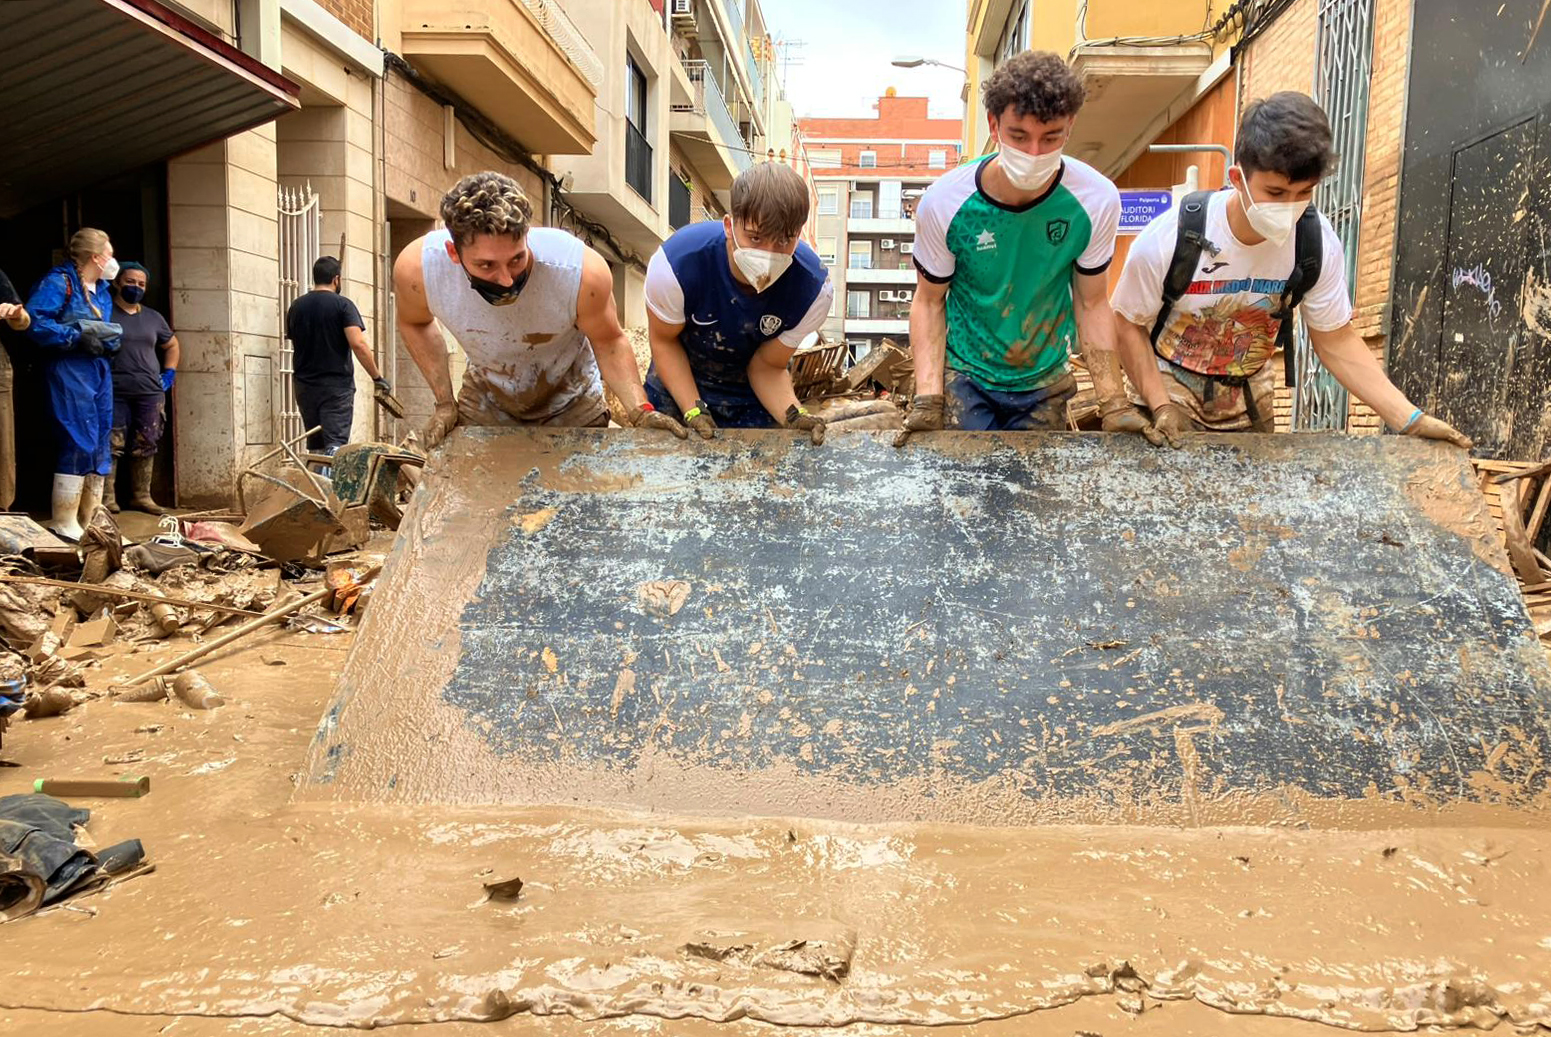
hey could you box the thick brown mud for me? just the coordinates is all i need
[2,631,1550,1033]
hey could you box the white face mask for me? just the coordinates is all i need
[98,256,119,281]
[728,224,793,293]
[996,140,1063,191]
[1234,169,1308,246]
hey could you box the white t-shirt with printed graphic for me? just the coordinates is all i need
[1111,190,1352,378]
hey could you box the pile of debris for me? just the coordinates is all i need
[1472,457,1551,655]
[0,429,412,758]
[608,329,912,434]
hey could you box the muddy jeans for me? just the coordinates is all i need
[456,366,609,429]
[945,369,1078,432]
[110,393,166,459]
[1130,358,1279,433]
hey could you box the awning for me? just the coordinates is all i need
[0,0,301,216]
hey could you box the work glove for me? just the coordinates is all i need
[682,400,718,440]
[76,319,121,357]
[423,401,459,449]
[161,369,176,392]
[1098,398,1168,446]
[629,403,689,439]
[1404,413,1473,450]
[892,393,945,448]
[783,404,826,446]
[373,377,392,395]
[1147,402,1194,449]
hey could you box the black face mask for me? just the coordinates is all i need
[465,264,530,306]
[119,286,145,304]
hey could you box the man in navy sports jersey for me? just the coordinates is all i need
[643,162,834,444]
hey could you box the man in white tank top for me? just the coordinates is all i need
[394,172,686,446]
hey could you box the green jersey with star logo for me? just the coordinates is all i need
[912,155,1120,392]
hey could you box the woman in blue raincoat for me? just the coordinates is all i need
[26,228,121,539]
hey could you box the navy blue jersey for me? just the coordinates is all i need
[644,221,830,404]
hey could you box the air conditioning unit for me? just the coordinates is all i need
[880,239,896,250]
[879,290,897,302]
[900,241,914,254]
[671,0,696,34]
[897,290,913,302]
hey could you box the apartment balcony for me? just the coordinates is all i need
[400,0,600,155]
[844,266,917,284]
[844,318,910,335]
[848,216,916,235]
[1065,0,1216,175]
[670,60,752,190]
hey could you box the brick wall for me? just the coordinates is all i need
[316,0,373,41]
[798,96,964,177]
[1346,0,1412,434]
[1242,0,1318,100]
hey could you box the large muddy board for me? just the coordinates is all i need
[299,429,1551,826]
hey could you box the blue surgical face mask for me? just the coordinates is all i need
[119,286,145,304]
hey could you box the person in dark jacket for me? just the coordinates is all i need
[25,228,121,539]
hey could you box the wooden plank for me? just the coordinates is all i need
[1529,477,1551,544]
[1499,483,1546,585]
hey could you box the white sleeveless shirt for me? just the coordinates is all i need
[421,227,604,423]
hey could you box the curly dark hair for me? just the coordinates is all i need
[439,172,533,249]
[981,51,1085,124]
[1235,92,1337,182]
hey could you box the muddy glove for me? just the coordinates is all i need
[784,404,826,445]
[892,393,945,448]
[373,377,392,395]
[1099,398,1166,446]
[682,400,718,440]
[630,403,689,439]
[75,320,121,358]
[1148,402,1194,449]
[423,401,459,449]
[1401,410,1473,451]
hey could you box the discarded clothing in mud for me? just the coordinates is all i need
[0,793,146,920]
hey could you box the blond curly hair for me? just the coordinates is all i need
[440,172,533,249]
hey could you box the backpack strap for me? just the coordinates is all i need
[1150,190,1218,347]
[1273,205,1324,388]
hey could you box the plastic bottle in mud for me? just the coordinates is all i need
[170,670,225,710]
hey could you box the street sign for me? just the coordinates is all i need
[1118,189,1173,234]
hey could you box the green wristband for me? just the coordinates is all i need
[684,406,703,421]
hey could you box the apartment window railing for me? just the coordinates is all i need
[518,0,603,90]
[626,123,653,203]
[674,60,752,173]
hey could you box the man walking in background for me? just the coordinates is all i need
[108,262,178,514]
[284,256,391,455]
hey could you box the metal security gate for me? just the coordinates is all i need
[278,184,321,445]
[1291,0,1376,430]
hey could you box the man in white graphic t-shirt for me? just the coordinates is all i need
[1109,92,1470,449]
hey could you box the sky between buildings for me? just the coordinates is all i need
[760,0,969,122]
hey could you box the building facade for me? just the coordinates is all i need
[0,0,798,510]
[798,94,962,358]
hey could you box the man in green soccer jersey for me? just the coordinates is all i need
[895,50,1154,443]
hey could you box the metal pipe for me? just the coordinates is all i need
[1147,144,1232,187]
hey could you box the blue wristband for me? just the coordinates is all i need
[1399,408,1422,433]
